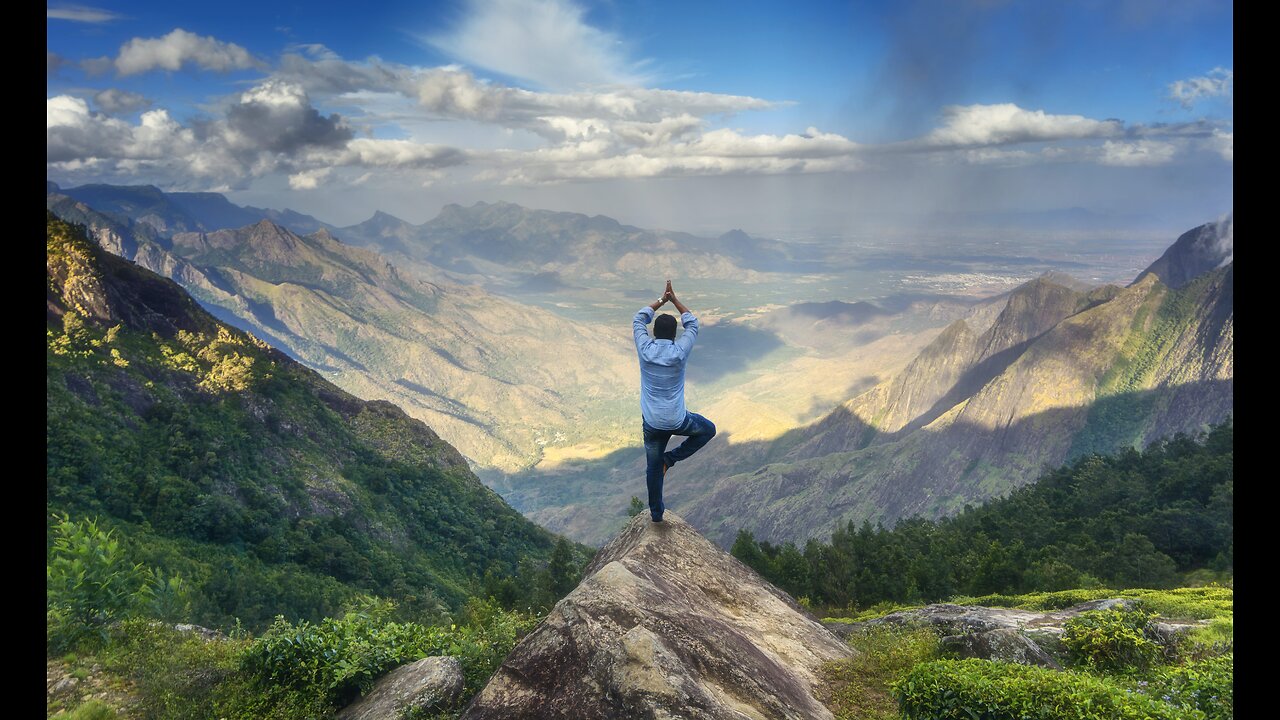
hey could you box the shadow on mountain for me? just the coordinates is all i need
[685,323,785,383]
[480,380,1233,548]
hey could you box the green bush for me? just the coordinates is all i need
[1062,607,1163,672]
[47,514,157,651]
[240,596,537,711]
[955,585,1233,621]
[896,659,1205,720]
[1144,654,1233,720]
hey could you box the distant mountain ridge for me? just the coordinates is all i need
[338,199,803,279]
[53,182,337,237]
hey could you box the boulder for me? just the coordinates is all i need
[338,656,464,720]
[461,513,855,719]
[848,598,1204,668]
[940,628,1062,669]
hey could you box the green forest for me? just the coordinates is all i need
[732,421,1232,611]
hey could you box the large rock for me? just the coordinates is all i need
[337,656,464,720]
[461,513,855,719]
[939,627,1062,669]
[846,599,1206,668]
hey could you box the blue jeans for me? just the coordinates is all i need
[643,412,716,520]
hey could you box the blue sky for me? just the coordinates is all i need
[48,0,1233,232]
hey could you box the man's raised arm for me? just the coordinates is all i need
[667,282,699,353]
[634,293,666,351]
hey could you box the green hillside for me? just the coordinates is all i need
[46,212,576,629]
[732,420,1232,609]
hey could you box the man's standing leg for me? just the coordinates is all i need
[643,420,672,521]
[663,412,717,468]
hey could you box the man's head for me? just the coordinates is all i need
[654,313,677,340]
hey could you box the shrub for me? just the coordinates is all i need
[239,596,538,712]
[896,659,1205,720]
[47,514,156,651]
[1144,654,1233,720]
[1061,607,1163,672]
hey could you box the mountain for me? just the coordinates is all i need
[1136,215,1233,289]
[461,513,853,719]
[55,183,335,237]
[47,191,637,471]
[46,212,570,627]
[338,201,800,280]
[676,226,1232,546]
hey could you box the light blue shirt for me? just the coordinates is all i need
[633,306,699,430]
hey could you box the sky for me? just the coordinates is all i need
[47,0,1233,234]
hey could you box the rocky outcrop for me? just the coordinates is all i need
[337,657,464,720]
[830,600,1206,668]
[461,513,855,720]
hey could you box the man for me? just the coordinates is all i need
[632,279,717,522]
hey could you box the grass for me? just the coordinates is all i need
[950,586,1233,622]
[823,624,940,720]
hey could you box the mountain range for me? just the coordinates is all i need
[46,212,579,627]
[47,181,1232,553]
[48,186,642,471]
[677,223,1233,545]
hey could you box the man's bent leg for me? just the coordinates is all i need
[643,421,672,520]
[664,412,717,466]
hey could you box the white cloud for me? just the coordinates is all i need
[47,4,122,23]
[114,29,262,76]
[47,96,196,165]
[48,52,65,75]
[920,103,1123,148]
[1208,129,1232,162]
[427,0,646,90]
[93,88,152,114]
[48,81,467,187]
[1168,68,1233,109]
[331,138,467,169]
[288,168,331,190]
[1099,139,1178,166]
[494,126,861,183]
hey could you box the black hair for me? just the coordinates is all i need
[654,313,677,340]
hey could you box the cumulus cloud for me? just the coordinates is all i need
[48,81,467,187]
[427,0,646,89]
[919,103,1123,148]
[47,96,195,165]
[93,88,152,114]
[288,167,331,190]
[115,29,262,76]
[223,80,352,154]
[1168,67,1233,109]
[47,4,122,22]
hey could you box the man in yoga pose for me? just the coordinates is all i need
[632,280,717,522]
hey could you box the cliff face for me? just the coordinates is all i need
[462,513,854,719]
